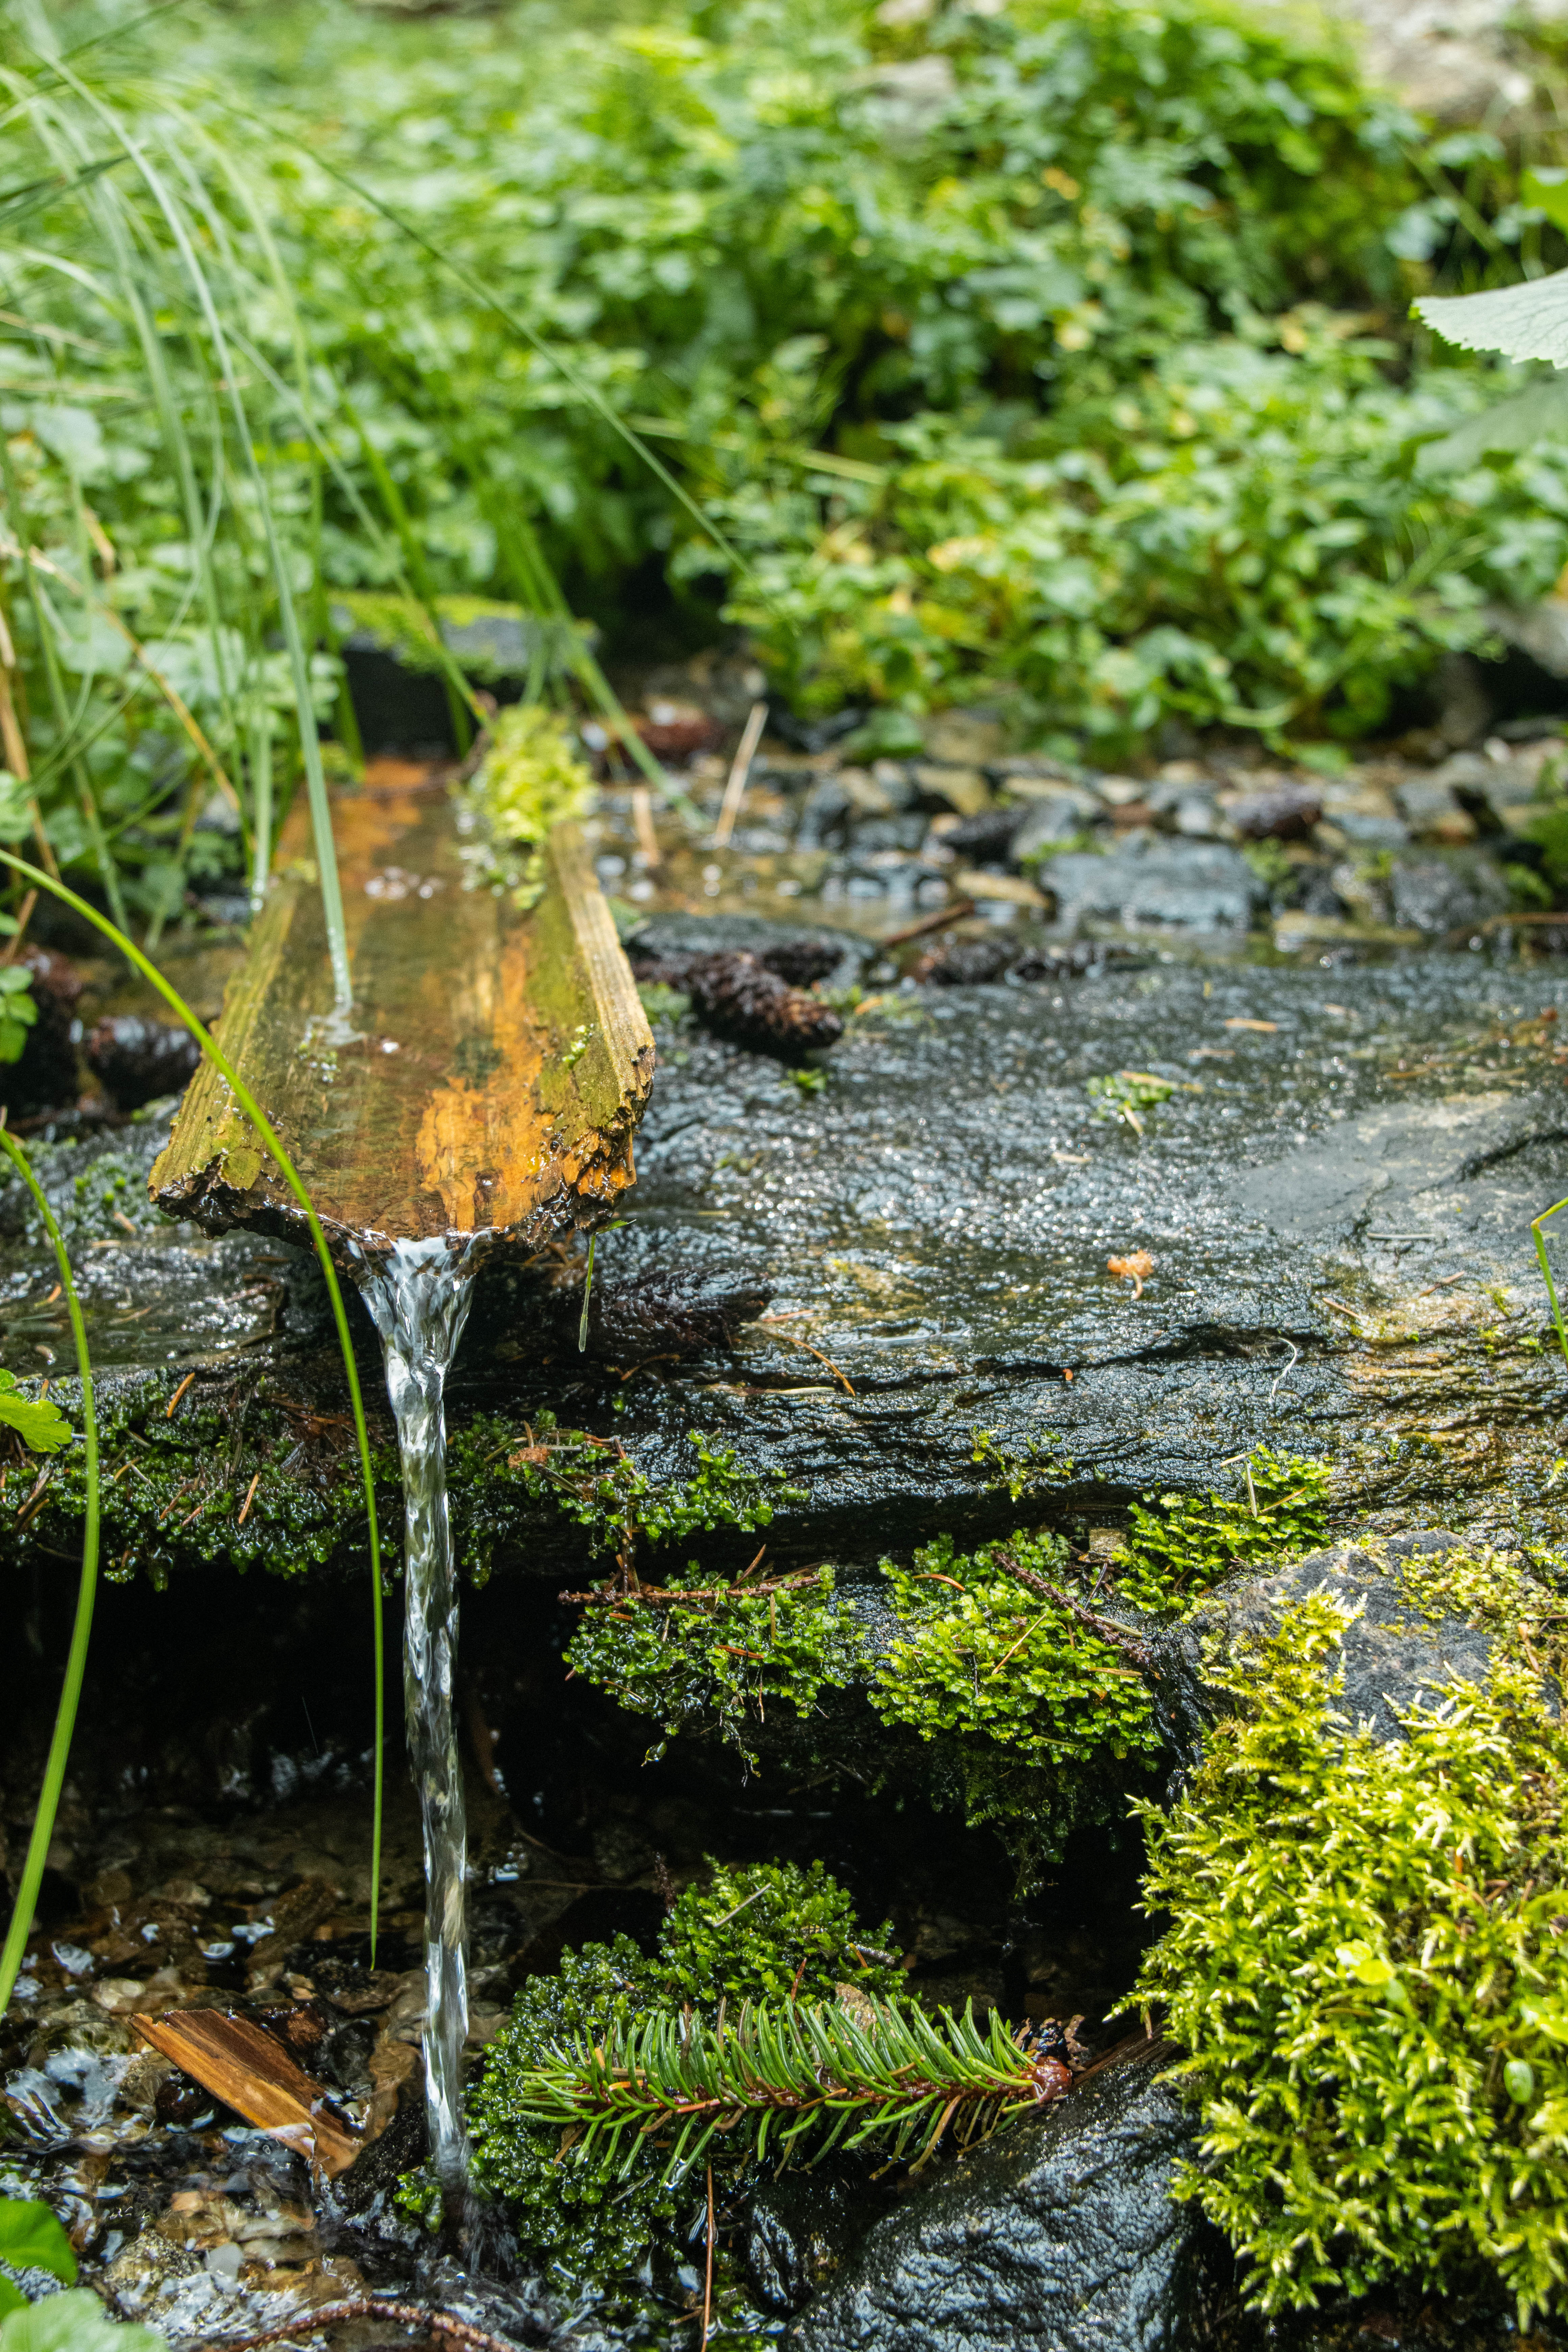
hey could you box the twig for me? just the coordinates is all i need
[757,1319,855,1397]
[0,888,36,965]
[631,784,661,872]
[1268,1340,1300,1403]
[558,1568,821,1608]
[881,899,976,950]
[711,700,767,848]
[166,1371,197,1419]
[991,1548,1154,1672]
[191,2299,520,2352]
[236,1470,261,1526]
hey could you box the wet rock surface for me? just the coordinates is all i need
[1150,1530,1500,1764]
[789,2041,1208,2352]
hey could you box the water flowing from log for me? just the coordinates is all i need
[362,1234,480,2193]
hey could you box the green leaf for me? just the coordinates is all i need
[0,967,36,1067]
[0,2200,76,2287]
[0,2287,26,2321]
[1416,376,1568,475]
[1416,268,1568,369]
[0,1373,75,1456]
[0,2289,166,2352]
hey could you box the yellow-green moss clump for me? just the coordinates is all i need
[1128,1577,1568,2325]
[463,703,596,909]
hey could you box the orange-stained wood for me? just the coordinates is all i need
[150,764,654,1267]
[134,2009,362,2176]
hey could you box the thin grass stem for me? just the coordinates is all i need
[0,851,386,1958]
[0,1127,97,2017]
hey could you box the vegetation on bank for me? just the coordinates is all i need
[3,0,1568,956]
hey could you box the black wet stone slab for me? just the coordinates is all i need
[9,932,1568,1581]
[788,2042,1208,2352]
[458,930,1568,1566]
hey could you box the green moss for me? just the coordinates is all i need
[1114,1442,1331,1610]
[462,703,596,912]
[467,1862,896,2302]
[1128,1578,1568,2323]
[564,1563,864,1764]
[868,1529,1157,1774]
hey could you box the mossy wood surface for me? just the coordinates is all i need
[150,764,653,1264]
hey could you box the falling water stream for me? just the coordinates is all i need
[361,1234,482,2195]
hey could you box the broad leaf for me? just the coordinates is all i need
[0,969,36,1067]
[0,2203,75,2288]
[1416,268,1568,369]
[1417,375,1568,474]
[0,1372,74,1456]
[0,2290,166,2352]
[0,2287,25,2321]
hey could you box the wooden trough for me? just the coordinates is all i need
[151,762,655,1267]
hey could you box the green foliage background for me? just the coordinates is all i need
[6,0,1568,930]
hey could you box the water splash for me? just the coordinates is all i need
[361,1233,480,2193]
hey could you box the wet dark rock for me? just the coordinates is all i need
[1009,791,1104,862]
[0,949,84,1117]
[1222,782,1323,840]
[1149,1532,1497,1771]
[1040,839,1265,933]
[939,808,1028,865]
[1387,851,1510,936]
[909,936,1014,986]
[334,2092,429,2218]
[85,1016,202,1112]
[750,2171,883,2316]
[790,2042,1211,2352]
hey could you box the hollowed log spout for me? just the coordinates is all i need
[150,766,655,1269]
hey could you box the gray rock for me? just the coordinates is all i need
[1387,850,1510,935]
[790,2043,1207,2352]
[1039,838,1264,932]
[1009,790,1102,862]
[1150,1531,1497,1767]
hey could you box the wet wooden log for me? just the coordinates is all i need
[150,762,655,1266]
[134,2009,362,2176]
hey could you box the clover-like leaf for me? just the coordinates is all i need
[0,1370,74,1455]
[0,2287,167,2352]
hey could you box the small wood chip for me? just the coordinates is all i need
[134,2009,361,2176]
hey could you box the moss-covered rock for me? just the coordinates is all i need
[1129,1535,1568,2324]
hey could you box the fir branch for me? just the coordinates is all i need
[516,1998,1072,2179]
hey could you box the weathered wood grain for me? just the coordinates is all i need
[134,2009,362,2175]
[150,766,654,1266]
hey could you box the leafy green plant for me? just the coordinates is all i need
[1,2296,165,2352]
[467,1860,901,2290]
[0,970,36,1065]
[462,704,597,912]
[0,2197,75,2317]
[564,1562,864,1764]
[658,1859,902,2008]
[1128,1592,1568,2324]
[868,1528,1158,1775]
[1085,1071,1177,1132]
[504,1416,804,1576]
[1114,1443,1332,1610]
[0,1367,72,1454]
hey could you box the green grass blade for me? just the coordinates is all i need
[0,1128,97,2017]
[0,849,386,1959]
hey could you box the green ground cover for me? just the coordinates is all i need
[3,0,1568,933]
